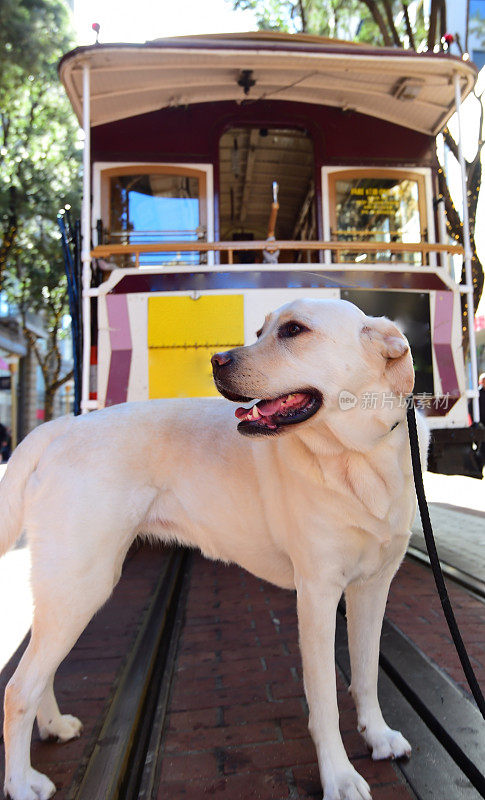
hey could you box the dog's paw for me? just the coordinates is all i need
[38,714,83,743]
[360,724,411,761]
[323,765,372,800]
[4,767,56,800]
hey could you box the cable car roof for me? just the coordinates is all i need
[59,31,477,136]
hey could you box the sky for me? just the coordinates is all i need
[73,0,256,44]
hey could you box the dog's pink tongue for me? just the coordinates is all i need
[260,392,309,415]
[235,393,309,422]
[234,398,284,420]
[257,397,286,416]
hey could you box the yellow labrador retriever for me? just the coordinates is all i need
[0,298,428,800]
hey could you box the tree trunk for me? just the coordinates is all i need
[427,0,438,50]
[437,147,484,313]
[382,0,402,46]
[43,386,55,422]
[0,215,17,290]
[43,369,74,421]
[297,0,307,32]
[359,0,393,46]
[402,3,416,50]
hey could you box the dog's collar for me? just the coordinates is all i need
[389,396,413,434]
[378,419,401,441]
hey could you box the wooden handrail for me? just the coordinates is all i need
[91,239,464,267]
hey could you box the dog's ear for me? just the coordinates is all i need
[361,316,415,395]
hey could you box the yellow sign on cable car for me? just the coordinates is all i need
[148,295,244,398]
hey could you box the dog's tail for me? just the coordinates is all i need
[0,416,73,558]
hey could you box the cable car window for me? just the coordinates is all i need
[101,166,208,268]
[329,171,427,266]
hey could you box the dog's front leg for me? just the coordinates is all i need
[346,573,411,761]
[296,579,371,800]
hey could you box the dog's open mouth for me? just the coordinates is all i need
[234,390,322,435]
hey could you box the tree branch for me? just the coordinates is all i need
[297,0,307,32]
[437,150,484,311]
[438,0,447,43]
[0,112,10,151]
[442,126,460,163]
[358,0,393,46]
[22,325,46,373]
[402,2,416,50]
[441,92,484,310]
[0,216,17,290]
[476,88,484,151]
[427,0,438,50]
[454,32,464,56]
[467,155,481,233]
[382,0,403,46]
[465,100,483,235]
[50,369,73,394]
[437,164,463,245]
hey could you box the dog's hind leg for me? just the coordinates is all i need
[3,561,118,800]
[36,676,82,743]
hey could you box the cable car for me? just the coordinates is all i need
[58,31,483,477]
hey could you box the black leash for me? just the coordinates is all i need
[407,403,485,719]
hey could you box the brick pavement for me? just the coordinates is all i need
[156,556,418,800]
[1,541,482,799]
[0,543,169,799]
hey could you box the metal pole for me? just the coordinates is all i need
[454,72,480,423]
[8,358,18,449]
[436,197,449,272]
[81,63,92,413]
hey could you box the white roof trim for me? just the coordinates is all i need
[59,37,477,135]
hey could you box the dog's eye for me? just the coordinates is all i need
[256,327,263,338]
[278,321,309,339]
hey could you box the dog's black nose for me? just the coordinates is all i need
[211,351,233,369]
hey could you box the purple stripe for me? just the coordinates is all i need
[433,291,459,395]
[419,396,459,416]
[434,291,454,344]
[107,295,132,350]
[105,295,132,405]
[106,350,132,406]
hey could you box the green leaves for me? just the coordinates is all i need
[0,0,81,291]
[0,0,71,88]
[232,0,432,50]
[235,0,368,37]
[0,0,81,415]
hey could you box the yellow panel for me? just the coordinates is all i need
[148,346,223,398]
[148,295,244,347]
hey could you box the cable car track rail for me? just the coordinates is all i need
[68,549,189,800]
